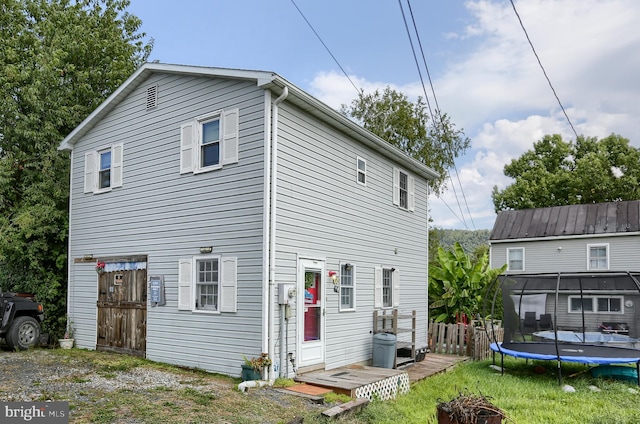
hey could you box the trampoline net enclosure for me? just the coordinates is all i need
[485,272,640,364]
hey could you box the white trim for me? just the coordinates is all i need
[568,294,624,314]
[356,157,366,186]
[192,254,222,313]
[587,243,609,271]
[506,247,525,272]
[194,111,223,174]
[339,262,356,312]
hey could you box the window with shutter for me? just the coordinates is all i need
[178,255,237,313]
[392,167,414,212]
[84,144,124,194]
[180,108,239,175]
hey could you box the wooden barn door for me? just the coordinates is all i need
[96,260,147,357]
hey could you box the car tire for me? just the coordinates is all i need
[6,316,41,350]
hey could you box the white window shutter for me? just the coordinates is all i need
[392,268,400,307]
[111,143,124,188]
[408,175,415,212]
[178,258,192,311]
[180,122,195,174]
[84,151,96,193]
[374,266,382,308]
[220,257,237,313]
[222,108,239,165]
[392,167,400,206]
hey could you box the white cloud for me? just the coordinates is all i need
[309,0,640,230]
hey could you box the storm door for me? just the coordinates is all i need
[297,258,325,367]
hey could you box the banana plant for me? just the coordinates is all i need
[428,242,506,323]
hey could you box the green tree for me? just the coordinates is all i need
[428,242,506,323]
[492,133,640,212]
[340,87,471,195]
[0,0,152,338]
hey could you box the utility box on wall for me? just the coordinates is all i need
[278,283,295,305]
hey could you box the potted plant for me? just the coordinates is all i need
[59,320,75,349]
[241,353,271,381]
[436,390,506,424]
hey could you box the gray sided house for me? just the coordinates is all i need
[59,63,437,378]
[489,200,640,337]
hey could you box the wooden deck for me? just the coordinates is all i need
[293,353,469,399]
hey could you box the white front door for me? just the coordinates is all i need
[297,258,325,368]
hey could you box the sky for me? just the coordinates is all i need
[127,0,640,230]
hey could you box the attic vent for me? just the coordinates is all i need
[146,85,158,110]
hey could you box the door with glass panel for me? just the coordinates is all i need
[297,259,325,367]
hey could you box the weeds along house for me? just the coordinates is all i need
[58,63,437,377]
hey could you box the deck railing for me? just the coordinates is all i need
[428,320,504,360]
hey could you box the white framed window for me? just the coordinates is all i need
[339,263,356,311]
[374,266,399,308]
[178,255,237,313]
[392,167,415,211]
[587,244,609,270]
[356,157,366,185]
[507,247,525,271]
[180,108,239,175]
[568,295,623,314]
[84,143,123,194]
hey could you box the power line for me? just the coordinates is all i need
[289,0,360,94]
[399,0,475,229]
[509,0,579,139]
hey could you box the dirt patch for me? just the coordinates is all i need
[0,348,333,423]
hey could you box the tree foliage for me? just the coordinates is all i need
[0,0,152,338]
[492,134,640,212]
[428,242,506,324]
[340,87,471,195]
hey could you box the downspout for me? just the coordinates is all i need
[261,90,272,377]
[269,86,288,381]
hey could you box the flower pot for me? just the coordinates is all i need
[437,406,502,424]
[241,364,262,381]
[59,338,74,349]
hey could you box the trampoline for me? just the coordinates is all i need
[484,272,640,385]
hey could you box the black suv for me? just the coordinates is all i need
[0,292,44,350]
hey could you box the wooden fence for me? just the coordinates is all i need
[428,320,504,360]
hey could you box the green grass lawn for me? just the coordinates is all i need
[350,358,640,424]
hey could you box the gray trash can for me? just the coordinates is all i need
[372,333,397,368]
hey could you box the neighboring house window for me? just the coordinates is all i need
[340,263,355,311]
[374,266,399,308]
[392,167,415,211]
[507,248,524,271]
[356,157,366,185]
[180,108,239,174]
[84,143,124,194]
[569,295,623,314]
[588,244,609,270]
[178,255,237,313]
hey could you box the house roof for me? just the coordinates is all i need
[58,63,438,181]
[490,200,640,241]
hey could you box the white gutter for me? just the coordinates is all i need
[268,87,288,380]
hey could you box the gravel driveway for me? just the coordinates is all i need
[0,347,332,423]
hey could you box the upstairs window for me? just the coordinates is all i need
[356,157,366,185]
[507,248,524,271]
[588,244,609,270]
[84,144,123,194]
[392,167,415,211]
[180,108,239,175]
[98,149,112,190]
[201,117,221,168]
